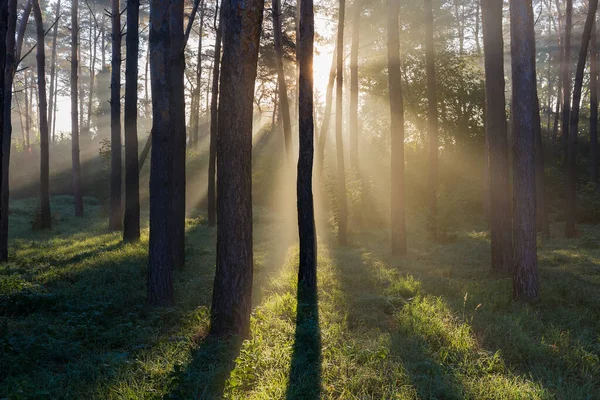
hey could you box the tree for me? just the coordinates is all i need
[189,0,204,149]
[148,0,175,305]
[297,0,317,295]
[273,0,292,159]
[316,45,336,175]
[207,1,223,228]
[123,0,140,242]
[565,0,598,238]
[482,0,512,273]
[109,0,122,231]
[424,0,437,236]
[48,0,61,143]
[32,0,51,229]
[509,0,539,301]
[561,0,572,153]
[210,0,265,337]
[335,0,348,245]
[72,0,84,217]
[349,0,360,170]
[591,20,598,185]
[388,0,406,255]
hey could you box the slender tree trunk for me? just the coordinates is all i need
[109,0,122,230]
[123,0,140,241]
[145,40,150,116]
[148,0,174,305]
[534,95,549,235]
[101,12,106,67]
[86,18,98,137]
[349,0,360,170]
[475,0,481,57]
[190,0,204,148]
[170,0,186,269]
[316,44,336,175]
[591,20,598,185]
[25,71,31,150]
[565,0,598,238]
[424,0,438,236]
[48,0,61,143]
[509,0,539,301]
[388,0,406,255]
[52,71,58,140]
[207,1,223,227]
[71,0,84,216]
[273,0,292,159]
[561,0,572,155]
[33,0,51,229]
[335,0,348,245]
[297,0,317,294]
[209,0,264,337]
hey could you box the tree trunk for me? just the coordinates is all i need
[25,71,30,150]
[509,0,539,301]
[207,2,223,227]
[316,44,336,175]
[52,71,58,140]
[565,0,598,238]
[109,0,122,230]
[349,0,360,170]
[272,0,292,159]
[297,0,317,295]
[475,0,481,57]
[534,95,549,236]
[190,0,204,149]
[170,0,186,269]
[561,0,572,156]
[33,0,51,229]
[424,0,438,236]
[123,0,140,242]
[335,0,348,245]
[210,0,264,337]
[48,0,61,143]
[86,17,98,137]
[71,0,84,216]
[388,0,406,255]
[148,0,175,306]
[590,20,598,185]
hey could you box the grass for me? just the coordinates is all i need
[1,197,599,399]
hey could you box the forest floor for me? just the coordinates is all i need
[1,196,599,399]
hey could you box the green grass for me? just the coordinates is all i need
[1,197,599,399]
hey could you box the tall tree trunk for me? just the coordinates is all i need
[316,44,336,175]
[209,0,264,337]
[509,0,539,301]
[33,0,51,229]
[482,0,512,273]
[190,0,204,149]
[561,0,572,156]
[170,0,186,269]
[123,0,140,242]
[207,1,223,228]
[349,0,360,170]
[25,71,31,150]
[424,0,438,236]
[101,12,106,67]
[71,0,84,216]
[534,95,549,236]
[52,70,58,140]
[148,0,175,305]
[335,0,347,245]
[388,0,406,255]
[86,17,98,137]
[273,0,292,159]
[109,0,122,230]
[590,20,598,185]
[475,0,481,57]
[565,0,598,238]
[297,0,317,294]
[48,0,61,143]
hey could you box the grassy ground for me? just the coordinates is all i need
[1,197,599,399]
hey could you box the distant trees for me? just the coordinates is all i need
[209,0,264,336]
[71,0,83,217]
[424,0,437,236]
[591,19,598,185]
[335,0,348,245]
[481,0,512,273]
[349,0,360,170]
[109,0,122,231]
[273,0,292,159]
[388,0,406,255]
[509,0,539,301]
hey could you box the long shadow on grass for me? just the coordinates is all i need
[285,282,322,400]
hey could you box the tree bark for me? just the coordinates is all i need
[561,0,572,156]
[33,0,51,229]
[349,0,360,170]
[509,0,539,301]
[534,94,549,236]
[335,0,348,245]
[565,0,598,238]
[297,0,317,295]
[590,20,598,185]
[190,0,204,149]
[424,0,438,236]
[72,0,84,216]
[148,0,175,305]
[388,0,406,255]
[272,0,292,160]
[210,0,264,337]
[109,0,122,230]
[123,0,140,242]
[207,2,223,228]
[48,0,61,143]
